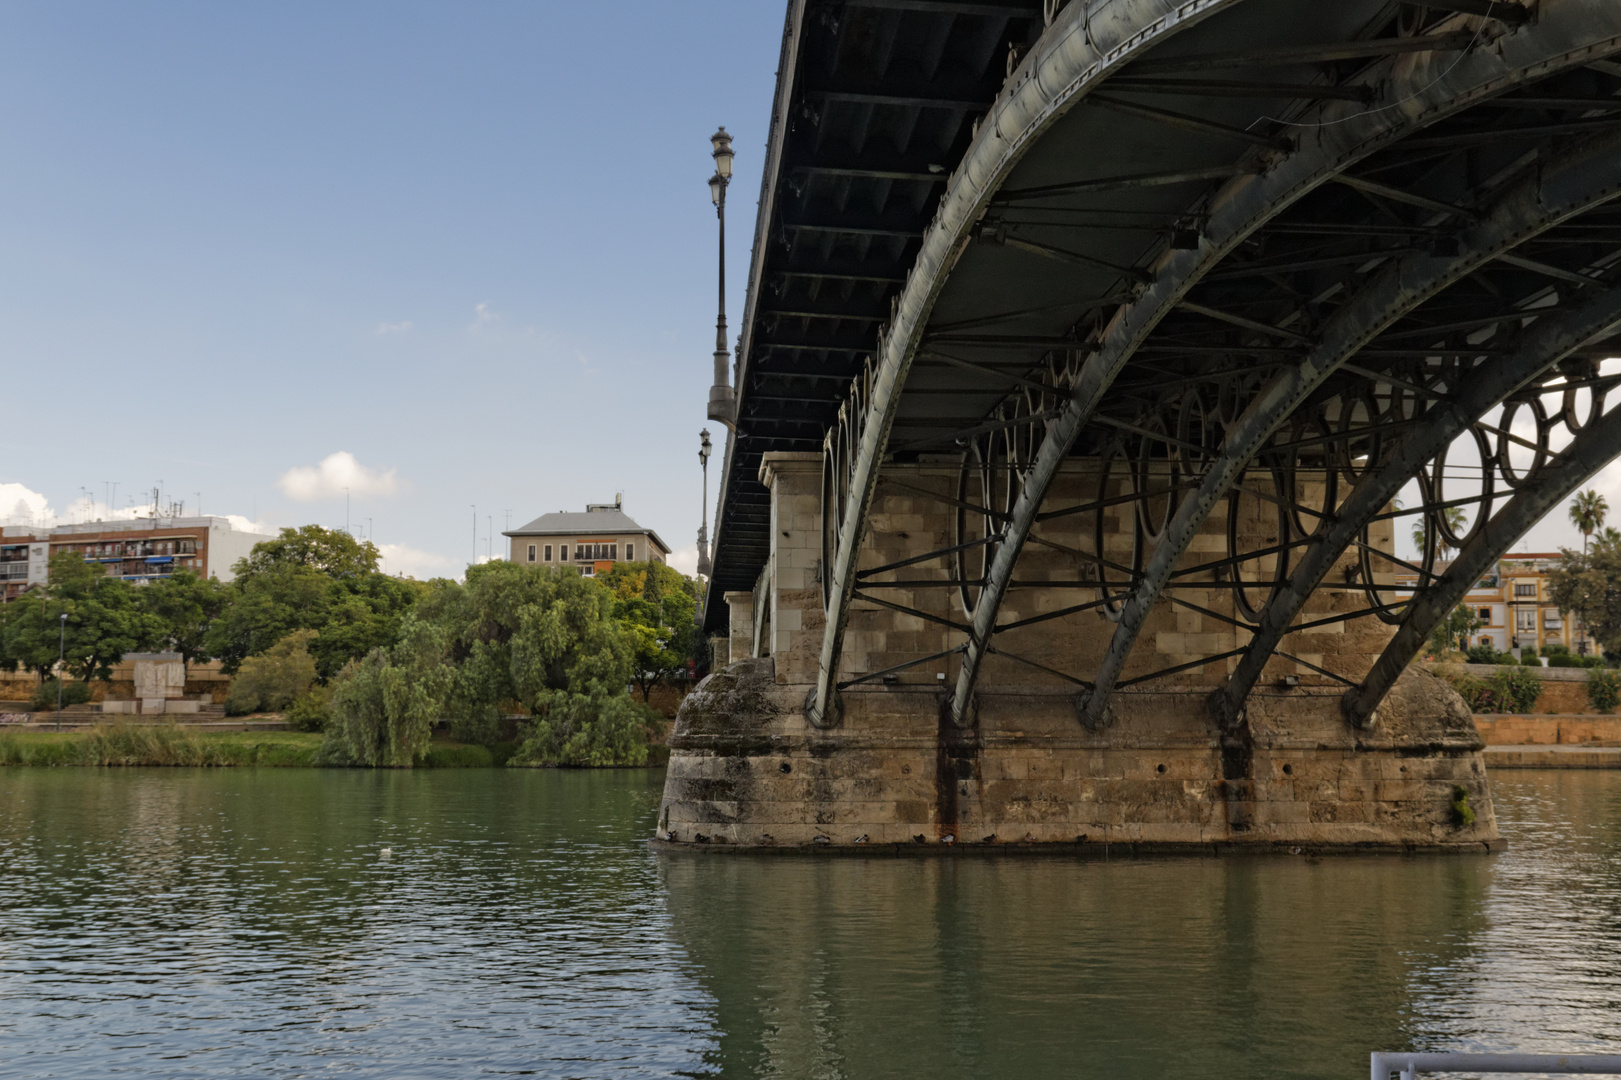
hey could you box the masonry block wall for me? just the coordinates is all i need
[664,452,1495,851]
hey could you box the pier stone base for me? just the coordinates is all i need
[658,659,1498,851]
[662,452,1499,852]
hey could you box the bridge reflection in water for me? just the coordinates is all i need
[661,773,1621,1079]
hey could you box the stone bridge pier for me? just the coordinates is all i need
[662,0,1621,853]
[659,452,1497,852]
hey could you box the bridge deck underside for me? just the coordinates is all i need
[712,0,1621,731]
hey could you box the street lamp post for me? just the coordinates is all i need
[707,128,737,428]
[56,612,67,732]
[697,429,713,580]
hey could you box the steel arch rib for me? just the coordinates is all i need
[1216,282,1621,730]
[805,0,1250,727]
[1077,128,1621,729]
[950,1,1621,728]
[1343,402,1621,728]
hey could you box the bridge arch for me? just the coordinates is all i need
[792,0,1621,730]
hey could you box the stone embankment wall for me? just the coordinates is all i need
[0,661,232,709]
[1440,663,1601,715]
[1474,714,1621,745]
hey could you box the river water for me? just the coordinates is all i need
[0,769,1618,1079]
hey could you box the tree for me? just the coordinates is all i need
[596,561,700,701]
[205,525,422,679]
[2,553,162,683]
[1429,603,1483,657]
[1547,531,1621,656]
[323,616,452,767]
[413,560,583,743]
[141,570,229,671]
[233,524,381,578]
[224,629,319,714]
[1411,506,1468,562]
[1570,489,1609,554]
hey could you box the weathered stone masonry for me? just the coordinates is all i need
[660,452,1499,852]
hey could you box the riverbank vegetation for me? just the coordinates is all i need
[0,724,674,769]
[1,525,703,768]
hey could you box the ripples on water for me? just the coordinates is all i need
[0,769,1618,1079]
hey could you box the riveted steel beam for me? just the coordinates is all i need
[1215,282,1621,730]
[804,0,1250,728]
[1343,400,1621,728]
[1078,130,1621,730]
[948,2,1621,729]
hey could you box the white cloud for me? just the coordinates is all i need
[221,514,276,535]
[377,542,459,580]
[276,452,399,502]
[376,320,413,335]
[471,301,499,331]
[0,483,52,527]
[667,545,699,577]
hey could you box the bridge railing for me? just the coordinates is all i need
[1372,1053,1621,1080]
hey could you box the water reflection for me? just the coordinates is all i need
[2,769,1620,1079]
[661,848,1491,1079]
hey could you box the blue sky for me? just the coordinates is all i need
[0,2,1608,576]
[0,1,782,577]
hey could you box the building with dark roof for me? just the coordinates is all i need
[503,497,669,576]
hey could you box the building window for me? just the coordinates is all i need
[544,545,552,561]
[1478,608,1491,623]
[560,546,569,561]
[626,542,634,561]
[527,545,536,563]
[1514,584,1536,597]
[1480,636,1492,647]
[575,543,618,562]
[1516,609,1536,631]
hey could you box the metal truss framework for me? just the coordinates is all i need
[796,0,1621,730]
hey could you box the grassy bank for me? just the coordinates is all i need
[0,725,599,768]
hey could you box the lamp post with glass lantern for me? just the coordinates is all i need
[697,429,713,580]
[707,128,736,428]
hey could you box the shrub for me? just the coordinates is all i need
[284,686,331,732]
[1542,643,1570,657]
[1450,785,1477,828]
[1550,653,1583,667]
[1448,666,1542,713]
[1587,668,1621,714]
[225,630,319,714]
[1465,643,1498,664]
[508,693,657,767]
[1520,653,1544,667]
[1584,655,1608,669]
[29,679,93,711]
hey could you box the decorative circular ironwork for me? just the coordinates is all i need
[1227,466,1291,625]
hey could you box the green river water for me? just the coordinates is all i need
[0,767,1617,1079]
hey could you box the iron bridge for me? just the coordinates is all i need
[704,0,1621,733]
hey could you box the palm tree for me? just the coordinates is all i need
[1412,506,1469,561]
[1570,489,1608,553]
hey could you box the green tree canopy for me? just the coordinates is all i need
[1,553,162,682]
[595,560,699,701]
[234,524,381,578]
[224,628,320,714]
[323,615,452,767]
[412,561,648,762]
[1546,533,1621,656]
[1429,603,1483,657]
[141,570,230,669]
[1570,489,1610,554]
[205,525,422,679]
